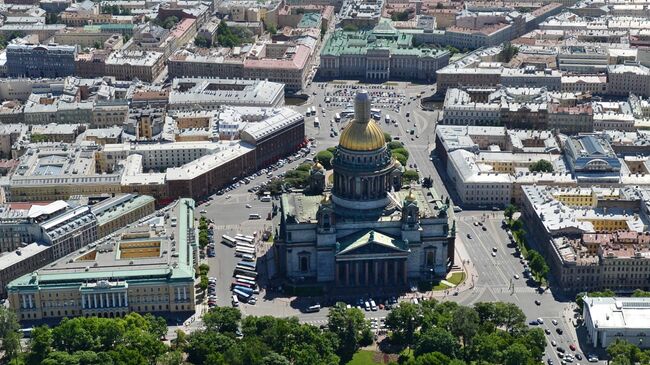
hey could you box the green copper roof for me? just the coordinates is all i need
[321,21,447,58]
[298,12,321,28]
[7,199,197,291]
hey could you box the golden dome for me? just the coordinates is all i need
[339,118,385,151]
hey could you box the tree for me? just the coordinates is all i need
[385,302,422,347]
[327,302,369,361]
[415,327,458,358]
[403,169,419,184]
[156,350,183,365]
[392,147,409,159]
[388,141,403,150]
[608,339,643,363]
[497,42,519,63]
[31,133,48,143]
[384,132,392,143]
[450,306,479,346]
[391,11,410,21]
[520,328,546,360]
[266,24,277,35]
[262,352,291,365]
[94,41,102,49]
[199,274,209,291]
[0,306,21,360]
[632,289,650,297]
[528,159,553,173]
[504,204,518,221]
[145,313,168,339]
[194,35,212,48]
[203,307,242,334]
[27,326,53,365]
[528,250,549,281]
[217,21,243,47]
[342,24,358,32]
[315,150,334,170]
[503,342,532,365]
[392,152,407,166]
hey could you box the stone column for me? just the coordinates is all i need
[124,292,128,307]
[82,294,86,309]
[99,293,104,308]
[355,262,360,286]
[384,261,388,284]
[374,261,379,285]
[403,260,408,285]
[393,260,398,284]
[335,262,340,286]
[183,287,187,301]
[112,293,116,307]
[345,262,350,286]
[93,294,97,308]
[364,261,369,286]
[28,294,33,308]
[118,292,122,307]
[21,294,26,309]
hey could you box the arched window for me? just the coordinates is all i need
[300,256,309,272]
[426,251,435,267]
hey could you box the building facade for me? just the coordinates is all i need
[6,43,77,78]
[6,199,197,321]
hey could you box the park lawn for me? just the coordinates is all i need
[346,350,382,365]
[447,272,466,286]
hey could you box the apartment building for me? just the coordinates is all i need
[104,50,165,83]
[521,185,650,293]
[6,43,77,78]
[168,41,313,92]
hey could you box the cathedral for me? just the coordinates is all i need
[277,90,455,288]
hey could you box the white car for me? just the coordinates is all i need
[246,204,252,208]
[537,318,544,324]
[514,274,520,280]
[364,301,371,311]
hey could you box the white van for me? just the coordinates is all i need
[231,295,239,307]
[260,196,271,202]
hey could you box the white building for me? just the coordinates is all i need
[583,296,650,349]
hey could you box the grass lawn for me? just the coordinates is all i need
[447,272,465,286]
[346,350,387,365]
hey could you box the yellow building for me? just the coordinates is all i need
[7,199,198,321]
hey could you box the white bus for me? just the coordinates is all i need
[314,117,320,127]
[385,114,391,123]
[334,113,341,122]
[222,235,237,247]
[235,247,256,257]
[236,235,254,243]
[236,242,255,250]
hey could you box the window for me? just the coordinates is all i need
[299,255,309,272]
[426,251,435,267]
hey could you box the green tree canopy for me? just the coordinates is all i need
[327,302,370,361]
[528,159,553,173]
[403,169,419,184]
[315,150,334,170]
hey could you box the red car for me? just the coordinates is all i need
[569,344,576,351]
